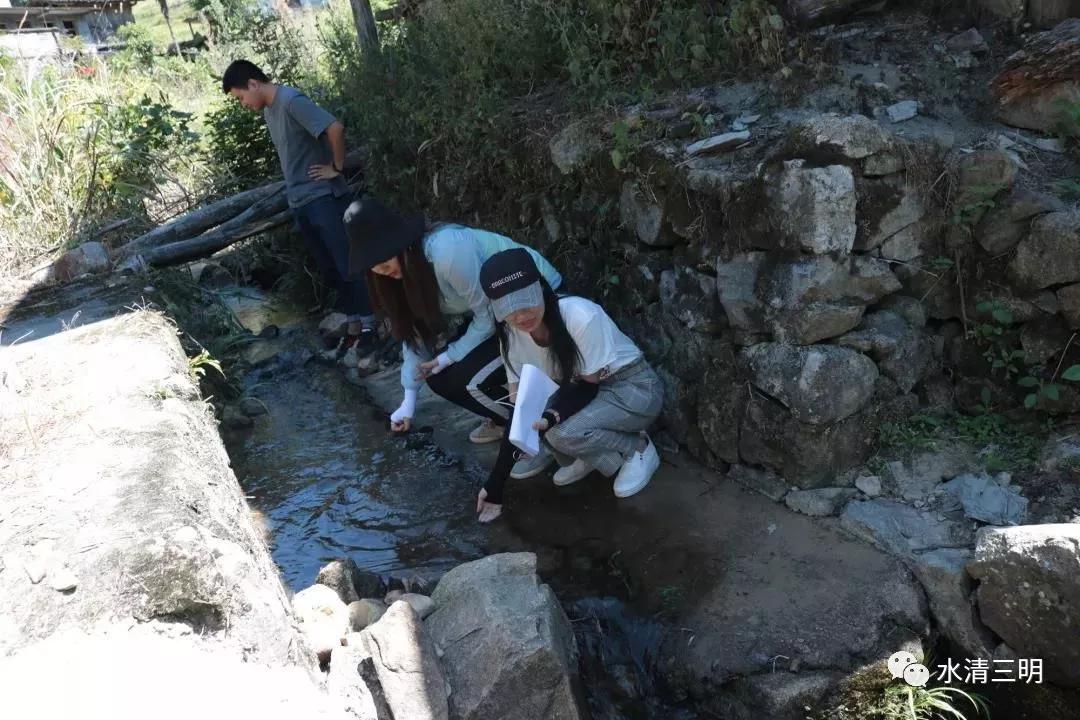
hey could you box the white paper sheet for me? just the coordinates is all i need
[508,363,559,456]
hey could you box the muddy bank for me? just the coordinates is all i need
[0,290,342,716]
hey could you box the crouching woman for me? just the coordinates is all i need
[474,248,664,523]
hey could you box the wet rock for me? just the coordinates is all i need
[976,188,1064,255]
[784,487,857,517]
[317,559,362,605]
[549,120,602,175]
[856,475,883,497]
[620,180,671,247]
[967,524,1080,686]
[293,584,350,664]
[1010,211,1080,289]
[348,599,387,632]
[739,396,878,487]
[773,161,857,255]
[660,267,722,332]
[941,473,1029,526]
[427,553,586,720]
[1041,433,1080,470]
[840,499,975,557]
[238,397,267,417]
[885,100,919,123]
[400,593,435,620]
[907,548,996,659]
[715,252,767,335]
[686,130,750,156]
[220,405,253,430]
[837,311,931,393]
[742,343,878,425]
[727,464,790,502]
[53,242,110,282]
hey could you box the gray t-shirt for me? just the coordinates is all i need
[263,86,350,209]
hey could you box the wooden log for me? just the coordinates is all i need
[133,208,293,268]
[116,181,285,259]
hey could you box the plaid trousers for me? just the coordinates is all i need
[543,360,664,477]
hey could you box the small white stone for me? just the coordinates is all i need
[886,100,918,123]
[49,567,78,592]
[384,589,405,605]
[855,475,883,497]
[686,130,751,156]
[399,593,435,620]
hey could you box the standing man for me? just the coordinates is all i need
[221,59,376,361]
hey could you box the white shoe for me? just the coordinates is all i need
[511,447,556,480]
[613,437,660,498]
[553,459,592,487]
[468,419,503,444]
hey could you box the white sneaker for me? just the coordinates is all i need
[511,447,556,480]
[468,419,503,444]
[553,459,592,487]
[613,437,660,498]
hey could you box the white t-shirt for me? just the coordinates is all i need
[503,297,642,384]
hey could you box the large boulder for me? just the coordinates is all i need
[771,160,857,254]
[790,113,893,161]
[738,394,878,487]
[715,252,768,337]
[742,343,878,425]
[660,267,722,333]
[426,553,586,720]
[856,178,926,252]
[836,310,932,393]
[1010,211,1080,289]
[967,525,1080,687]
[906,549,996,660]
[620,180,672,247]
[991,19,1080,133]
[549,120,602,175]
[759,256,901,344]
[336,601,450,720]
[975,188,1064,255]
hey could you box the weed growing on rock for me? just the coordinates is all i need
[874,412,1042,474]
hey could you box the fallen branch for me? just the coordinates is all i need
[115,181,285,259]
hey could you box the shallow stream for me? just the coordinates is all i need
[223,324,698,720]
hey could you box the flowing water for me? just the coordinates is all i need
[223,324,698,720]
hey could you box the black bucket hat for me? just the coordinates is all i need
[344,194,425,278]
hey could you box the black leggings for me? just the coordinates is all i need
[426,334,510,426]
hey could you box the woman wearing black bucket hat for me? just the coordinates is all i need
[345,195,563,469]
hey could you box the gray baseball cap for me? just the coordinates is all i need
[480,248,545,321]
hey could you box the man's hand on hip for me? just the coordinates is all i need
[308,164,340,181]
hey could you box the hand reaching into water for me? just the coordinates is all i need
[476,488,502,523]
[390,417,412,433]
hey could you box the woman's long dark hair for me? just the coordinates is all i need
[367,236,446,353]
[494,277,583,384]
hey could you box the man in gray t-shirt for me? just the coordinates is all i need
[222,59,376,360]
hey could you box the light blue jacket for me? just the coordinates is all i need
[401,225,562,392]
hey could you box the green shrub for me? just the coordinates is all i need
[203,98,277,192]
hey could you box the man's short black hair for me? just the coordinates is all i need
[221,60,269,94]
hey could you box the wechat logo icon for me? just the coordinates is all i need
[889,651,930,687]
